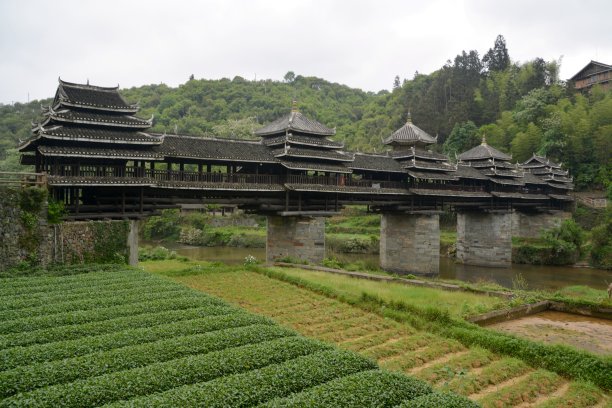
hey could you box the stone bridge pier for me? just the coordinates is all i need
[456,210,512,267]
[379,212,440,275]
[266,216,326,264]
[512,210,571,239]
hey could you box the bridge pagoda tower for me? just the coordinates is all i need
[378,113,448,275]
[255,103,352,264]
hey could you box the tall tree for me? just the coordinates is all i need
[482,35,510,72]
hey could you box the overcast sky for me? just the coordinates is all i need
[1,0,610,104]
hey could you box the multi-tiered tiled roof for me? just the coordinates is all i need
[255,103,353,174]
[19,79,162,158]
[383,114,457,181]
[457,136,524,187]
[522,154,574,190]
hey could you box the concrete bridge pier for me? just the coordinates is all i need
[266,215,325,264]
[456,210,512,267]
[380,212,440,275]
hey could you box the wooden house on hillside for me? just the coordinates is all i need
[569,60,611,92]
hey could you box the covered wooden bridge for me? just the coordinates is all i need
[18,79,574,273]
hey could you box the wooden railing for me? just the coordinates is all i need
[412,183,485,192]
[286,174,405,189]
[574,195,608,209]
[0,171,47,187]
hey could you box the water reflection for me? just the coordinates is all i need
[163,244,610,291]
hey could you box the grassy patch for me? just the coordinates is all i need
[274,267,510,319]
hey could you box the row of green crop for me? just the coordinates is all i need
[0,286,196,321]
[0,263,129,279]
[3,337,329,408]
[0,279,182,312]
[0,268,143,292]
[262,369,478,408]
[0,324,294,398]
[261,369,432,407]
[0,305,234,349]
[106,349,377,407]
[1,313,272,371]
[252,266,612,391]
[0,295,230,335]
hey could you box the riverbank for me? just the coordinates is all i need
[142,206,611,270]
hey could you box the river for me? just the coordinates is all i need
[157,244,611,291]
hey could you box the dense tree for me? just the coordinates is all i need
[482,35,510,72]
[443,121,480,157]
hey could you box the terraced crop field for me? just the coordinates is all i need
[173,268,610,408]
[0,267,475,407]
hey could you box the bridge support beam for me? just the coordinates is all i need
[266,216,325,264]
[457,211,512,267]
[511,211,571,238]
[127,220,139,266]
[380,213,440,275]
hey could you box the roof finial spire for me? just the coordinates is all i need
[481,133,487,145]
[291,99,298,113]
[406,110,412,124]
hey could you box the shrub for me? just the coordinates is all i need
[107,349,376,407]
[541,219,585,264]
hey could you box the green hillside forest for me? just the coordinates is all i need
[1,35,610,191]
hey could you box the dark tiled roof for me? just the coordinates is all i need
[285,184,409,195]
[491,192,549,200]
[409,188,491,198]
[38,145,163,160]
[47,109,152,128]
[383,121,437,145]
[531,168,568,176]
[407,170,458,181]
[489,177,525,186]
[547,181,574,190]
[455,165,490,180]
[522,154,562,169]
[255,111,335,136]
[390,148,448,161]
[483,168,523,177]
[549,194,574,200]
[279,160,351,173]
[348,153,405,173]
[57,79,137,112]
[156,135,277,163]
[402,159,456,171]
[458,142,511,161]
[273,146,353,162]
[522,172,548,185]
[262,134,343,149]
[19,126,162,151]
